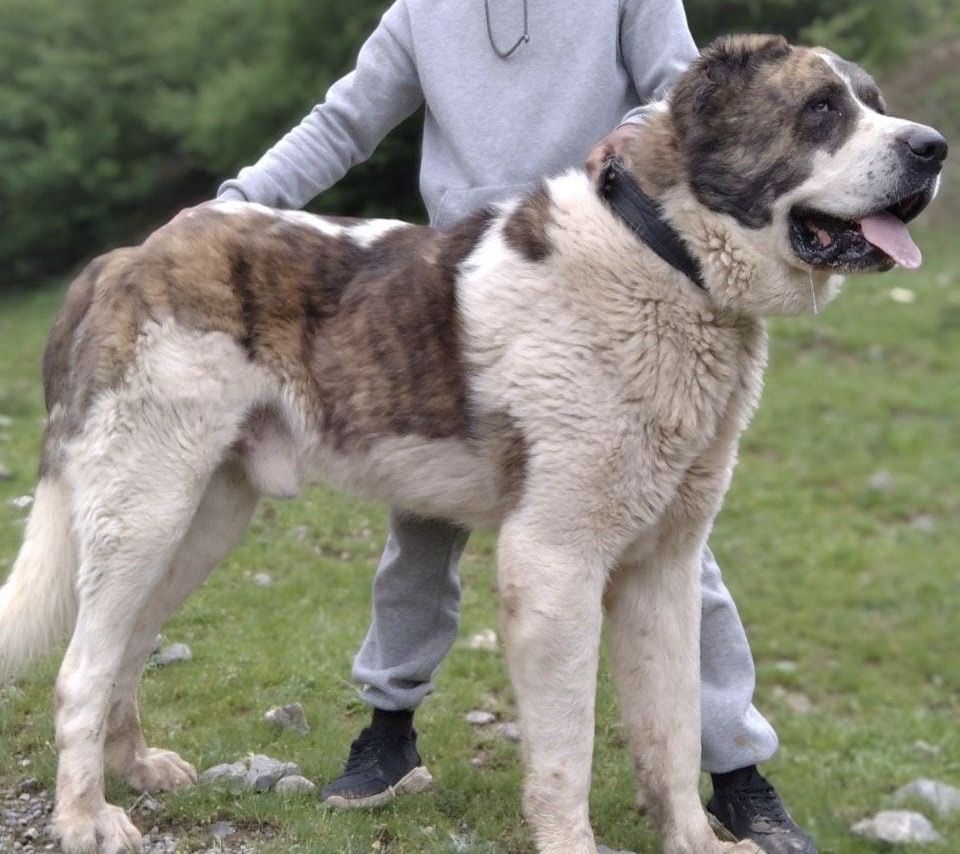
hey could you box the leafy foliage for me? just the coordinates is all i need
[0,0,955,285]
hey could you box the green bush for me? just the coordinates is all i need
[0,0,955,286]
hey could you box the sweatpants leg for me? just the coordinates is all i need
[352,508,471,711]
[700,546,779,774]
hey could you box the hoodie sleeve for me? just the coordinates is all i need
[617,0,698,125]
[217,1,424,208]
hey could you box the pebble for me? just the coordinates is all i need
[210,821,236,839]
[0,464,12,481]
[7,494,33,511]
[198,761,248,786]
[151,642,192,667]
[465,710,496,726]
[913,740,941,758]
[467,629,498,651]
[274,775,316,795]
[264,702,309,735]
[771,685,813,714]
[598,847,636,854]
[244,754,301,792]
[909,514,936,532]
[495,722,522,743]
[851,810,942,844]
[889,287,916,304]
[868,469,895,492]
[252,572,273,587]
[0,416,11,428]
[893,778,960,817]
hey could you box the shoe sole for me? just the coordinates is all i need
[322,765,433,810]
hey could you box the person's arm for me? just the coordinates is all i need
[617,0,699,126]
[218,1,424,208]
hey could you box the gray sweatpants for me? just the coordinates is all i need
[352,511,778,774]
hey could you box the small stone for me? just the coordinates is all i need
[909,514,936,533]
[264,703,309,735]
[0,465,12,481]
[199,761,248,786]
[852,810,941,844]
[772,685,813,714]
[893,779,960,817]
[465,710,496,726]
[151,642,192,667]
[889,287,916,304]
[274,775,316,795]
[0,416,12,428]
[23,827,39,841]
[598,847,636,854]
[210,821,236,840]
[868,470,895,492]
[252,572,273,587]
[244,754,300,792]
[467,629,498,651]
[495,722,521,743]
[773,660,798,673]
[16,779,39,795]
[134,794,164,814]
[7,495,33,511]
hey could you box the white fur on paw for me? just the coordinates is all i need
[124,748,197,793]
[55,803,143,854]
[724,841,763,853]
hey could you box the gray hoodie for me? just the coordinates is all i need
[218,0,698,227]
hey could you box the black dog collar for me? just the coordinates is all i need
[599,159,706,291]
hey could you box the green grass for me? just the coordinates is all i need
[1,229,959,853]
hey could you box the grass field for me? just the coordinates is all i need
[1,228,958,853]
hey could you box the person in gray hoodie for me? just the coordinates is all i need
[215,3,816,852]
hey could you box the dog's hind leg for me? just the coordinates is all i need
[102,460,258,794]
[52,388,252,854]
[606,527,752,854]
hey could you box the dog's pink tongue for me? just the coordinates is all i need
[859,213,922,269]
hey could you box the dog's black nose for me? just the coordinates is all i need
[901,127,948,168]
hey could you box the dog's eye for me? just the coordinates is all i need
[809,99,833,113]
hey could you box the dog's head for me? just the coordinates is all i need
[627,35,947,314]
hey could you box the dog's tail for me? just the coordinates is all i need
[0,477,77,682]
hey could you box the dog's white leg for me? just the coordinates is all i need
[497,515,611,854]
[53,394,247,854]
[103,462,258,794]
[606,529,755,854]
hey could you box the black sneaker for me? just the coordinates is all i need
[707,766,817,854]
[320,711,433,809]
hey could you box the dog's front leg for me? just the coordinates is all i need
[497,514,612,854]
[606,526,746,854]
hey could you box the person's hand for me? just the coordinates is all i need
[585,123,647,186]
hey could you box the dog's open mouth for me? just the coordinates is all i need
[789,185,934,272]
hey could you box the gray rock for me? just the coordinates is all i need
[244,754,300,792]
[274,775,316,795]
[0,465,12,482]
[909,514,936,532]
[7,494,33,511]
[465,710,496,726]
[151,643,192,667]
[252,572,273,587]
[210,820,236,840]
[852,810,942,844]
[599,846,636,854]
[495,722,521,743]
[0,416,12,428]
[264,703,309,735]
[893,778,960,817]
[868,470,895,492]
[199,761,248,786]
[16,779,39,795]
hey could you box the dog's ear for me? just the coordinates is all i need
[672,34,791,127]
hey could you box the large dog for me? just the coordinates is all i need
[0,34,946,854]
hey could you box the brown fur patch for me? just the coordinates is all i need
[670,35,861,227]
[43,207,497,461]
[503,188,553,262]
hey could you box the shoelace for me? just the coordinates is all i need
[738,778,790,822]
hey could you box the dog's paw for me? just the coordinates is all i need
[123,747,197,793]
[55,803,143,854]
